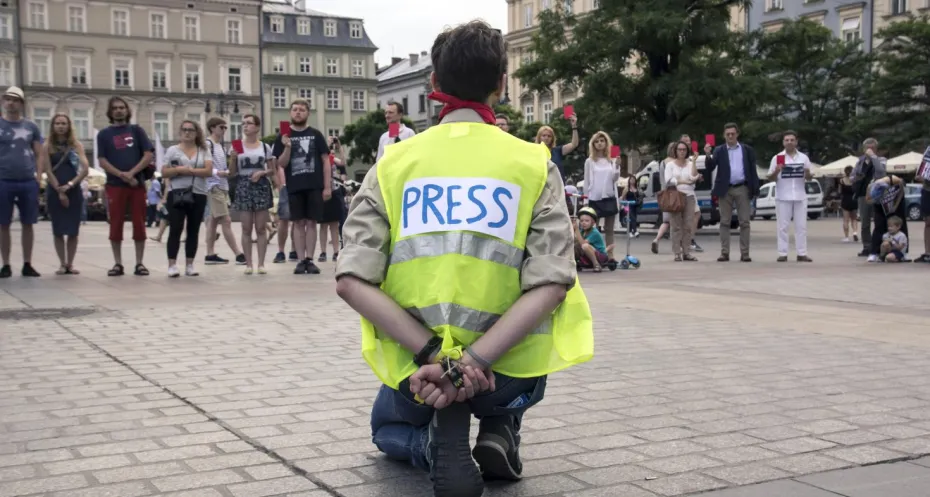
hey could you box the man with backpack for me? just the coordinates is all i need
[203,117,245,265]
[853,137,887,258]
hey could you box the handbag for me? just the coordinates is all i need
[171,148,198,209]
[657,187,686,213]
[589,197,619,218]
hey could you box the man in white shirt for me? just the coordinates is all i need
[767,130,813,262]
[375,102,416,162]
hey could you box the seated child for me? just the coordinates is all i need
[880,215,908,262]
[574,207,609,272]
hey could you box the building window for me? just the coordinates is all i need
[150,13,166,38]
[185,62,201,91]
[418,94,426,113]
[151,61,167,90]
[228,66,241,92]
[153,112,170,141]
[112,9,129,36]
[228,115,242,141]
[272,87,287,108]
[71,108,90,140]
[270,16,284,33]
[184,16,199,41]
[524,104,534,123]
[402,97,409,114]
[29,2,47,29]
[891,0,907,14]
[227,19,241,44]
[542,102,552,124]
[297,18,310,35]
[563,0,573,14]
[299,56,312,75]
[842,17,861,45]
[350,22,362,38]
[0,15,10,39]
[69,55,88,87]
[592,0,600,8]
[524,5,533,28]
[32,107,51,134]
[298,88,313,105]
[325,58,339,76]
[272,55,286,73]
[351,90,366,111]
[113,58,131,88]
[68,6,85,33]
[766,0,784,11]
[542,0,551,9]
[0,58,13,86]
[327,128,341,140]
[351,59,364,77]
[324,20,336,37]
[29,53,50,84]
[326,89,341,110]
[186,113,202,128]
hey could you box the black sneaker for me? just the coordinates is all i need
[333,252,339,262]
[21,263,41,277]
[293,259,308,275]
[204,254,229,265]
[429,403,484,497]
[304,260,321,274]
[691,241,704,253]
[0,265,12,278]
[473,415,523,481]
[915,254,930,263]
[288,251,299,261]
[318,252,327,262]
[858,249,870,257]
[273,252,286,264]
[235,254,247,265]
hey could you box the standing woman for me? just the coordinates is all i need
[584,131,621,260]
[43,114,89,274]
[664,140,701,261]
[839,165,859,243]
[619,167,640,237]
[230,114,275,274]
[534,112,580,181]
[162,120,213,277]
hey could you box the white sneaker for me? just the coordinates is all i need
[167,265,180,278]
[185,264,199,277]
[867,255,878,263]
[841,237,850,243]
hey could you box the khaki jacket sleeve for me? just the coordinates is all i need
[334,165,391,285]
[521,160,577,291]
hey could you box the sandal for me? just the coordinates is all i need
[56,266,69,275]
[683,254,698,262]
[133,264,150,276]
[593,264,603,273]
[66,265,80,275]
[257,267,267,275]
[108,264,125,277]
[244,266,254,275]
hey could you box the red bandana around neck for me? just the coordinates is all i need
[428,91,497,125]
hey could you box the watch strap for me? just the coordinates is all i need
[414,336,443,367]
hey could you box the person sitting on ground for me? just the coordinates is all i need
[880,216,907,263]
[573,207,610,272]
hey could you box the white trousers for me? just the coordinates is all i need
[776,199,808,256]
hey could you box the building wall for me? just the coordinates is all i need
[873,0,929,40]
[0,1,19,87]
[747,0,873,49]
[18,0,262,146]
[376,54,433,130]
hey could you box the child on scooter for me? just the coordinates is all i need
[573,207,610,272]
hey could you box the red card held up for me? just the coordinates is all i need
[388,122,400,138]
[691,141,699,154]
[231,139,244,154]
[563,105,574,118]
[279,121,291,137]
[776,154,786,165]
[610,145,621,158]
[705,134,715,147]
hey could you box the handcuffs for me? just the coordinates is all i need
[412,337,467,394]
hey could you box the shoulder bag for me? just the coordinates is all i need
[171,148,198,209]
[657,186,685,213]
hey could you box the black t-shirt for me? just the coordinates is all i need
[96,124,154,188]
[272,126,329,192]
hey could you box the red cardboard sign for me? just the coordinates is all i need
[691,141,699,154]
[705,134,715,147]
[610,145,620,159]
[776,154,786,165]
[279,121,291,137]
[388,122,400,138]
[231,139,244,154]
[563,105,574,118]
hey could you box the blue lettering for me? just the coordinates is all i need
[422,184,445,225]
[466,185,488,224]
[489,187,513,228]
[402,187,421,229]
[446,185,462,225]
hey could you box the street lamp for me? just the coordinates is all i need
[205,93,240,116]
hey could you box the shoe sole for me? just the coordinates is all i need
[432,404,484,497]
[204,261,229,265]
[473,440,521,481]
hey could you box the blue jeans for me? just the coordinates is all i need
[370,373,547,472]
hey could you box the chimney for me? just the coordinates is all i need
[391,57,402,66]
[293,0,306,12]
[409,53,419,65]
[421,51,428,56]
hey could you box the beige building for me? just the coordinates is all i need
[0,1,18,88]
[19,0,262,149]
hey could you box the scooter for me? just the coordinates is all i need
[616,200,641,270]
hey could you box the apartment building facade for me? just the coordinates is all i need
[376,51,434,131]
[0,0,18,88]
[261,0,378,143]
[18,0,262,148]
[742,0,875,50]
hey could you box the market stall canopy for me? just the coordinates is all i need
[812,156,859,178]
[87,167,106,187]
[886,151,924,175]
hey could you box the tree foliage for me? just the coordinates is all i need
[340,110,416,164]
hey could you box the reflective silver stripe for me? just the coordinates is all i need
[403,302,551,336]
[390,232,524,269]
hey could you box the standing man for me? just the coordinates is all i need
[203,117,245,265]
[853,137,886,257]
[705,122,759,262]
[767,130,813,262]
[375,102,416,162]
[336,21,592,497]
[272,99,331,275]
[97,96,153,276]
[917,158,930,263]
[0,86,45,278]
[495,113,510,133]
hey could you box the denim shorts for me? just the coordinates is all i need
[0,179,40,226]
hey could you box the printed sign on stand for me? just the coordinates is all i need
[917,146,930,182]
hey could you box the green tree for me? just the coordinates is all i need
[340,110,417,164]
[858,14,930,153]
[737,19,873,164]
[515,0,761,155]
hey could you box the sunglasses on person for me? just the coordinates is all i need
[181,127,197,133]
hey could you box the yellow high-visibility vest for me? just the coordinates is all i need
[360,121,593,389]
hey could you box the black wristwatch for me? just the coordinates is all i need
[414,336,443,367]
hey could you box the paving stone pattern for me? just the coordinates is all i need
[2,222,930,496]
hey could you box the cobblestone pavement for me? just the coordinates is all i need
[1,219,930,497]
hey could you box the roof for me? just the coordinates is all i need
[377,53,433,82]
[262,0,360,21]
[261,0,377,50]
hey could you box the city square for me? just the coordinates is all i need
[2,219,930,497]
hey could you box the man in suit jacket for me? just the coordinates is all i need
[704,122,759,262]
